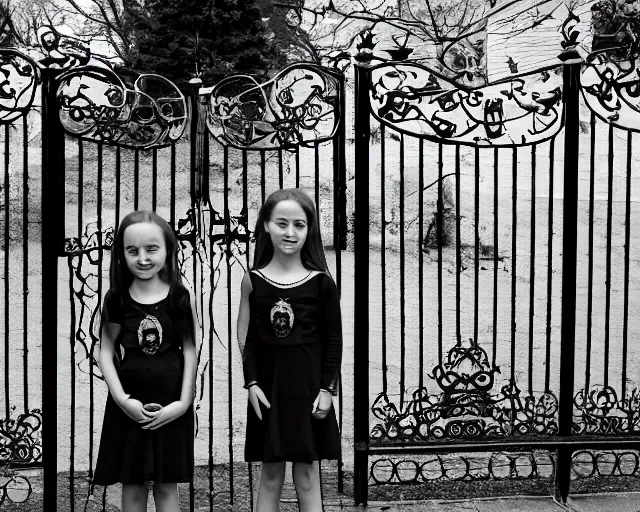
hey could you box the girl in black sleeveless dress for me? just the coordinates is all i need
[237,188,342,511]
[93,211,196,512]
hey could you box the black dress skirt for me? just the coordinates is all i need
[243,271,342,463]
[93,288,194,485]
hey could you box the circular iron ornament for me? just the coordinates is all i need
[56,65,188,149]
[0,474,32,506]
[572,450,640,479]
[0,49,40,123]
[369,452,555,485]
[368,62,565,147]
[206,63,341,150]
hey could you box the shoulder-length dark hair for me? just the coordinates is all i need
[104,210,192,333]
[252,188,329,274]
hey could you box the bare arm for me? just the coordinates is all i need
[237,271,252,352]
[97,312,128,405]
[237,271,257,385]
[179,289,199,407]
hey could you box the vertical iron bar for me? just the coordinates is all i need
[206,155,215,511]
[22,116,29,413]
[134,149,139,211]
[152,148,158,211]
[529,145,536,394]
[353,62,371,506]
[332,87,345,490]
[4,123,9,419]
[336,75,348,250]
[203,124,210,205]
[315,141,320,218]
[556,51,581,504]
[91,142,103,480]
[474,147,479,344]
[586,112,595,392]
[438,143,443,363]
[399,134,405,409]
[67,256,75,512]
[622,133,632,399]
[604,124,614,388]
[115,147,121,230]
[260,152,266,205]
[493,148,498,369]
[455,145,461,343]
[295,149,300,188]
[545,139,555,393]
[41,67,63,511]
[171,143,176,228]
[418,139,424,390]
[381,124,387,395]
[71,138,82,511]
[224,146,234,504]
[278,149,283,189]
[242,150,249,266]
[511,148,517,387]
[190,81,203,201]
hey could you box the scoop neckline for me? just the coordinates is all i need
[127,288,170,305]
[251,270,323,289]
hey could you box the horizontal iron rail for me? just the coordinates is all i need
[364,436,640,454]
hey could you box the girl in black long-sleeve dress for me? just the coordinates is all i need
[237,188,342,512]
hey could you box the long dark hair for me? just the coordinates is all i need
[252,188,329,274]
[103,210,192,336]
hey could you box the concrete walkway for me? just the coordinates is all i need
[323,493,640,512]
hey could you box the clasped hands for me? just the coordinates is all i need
[247,384,332,420]
[116,394,189,430]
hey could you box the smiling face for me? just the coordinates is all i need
[264,199,309,257]
[123,222,167,282]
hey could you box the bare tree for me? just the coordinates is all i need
[38,0,141,62]
[275,0,593,80]
[0,0,50,47]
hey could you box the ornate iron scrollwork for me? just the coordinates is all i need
[0,49,39,123]
[581,53,640,131]
[0,409,42,466]
[369,62,564,146]
[578,2,640,130]
[370,338,559,443]
[572,386,640,434]
[56,66,188,149]
[206,63,341,150]
[38,25,187,149]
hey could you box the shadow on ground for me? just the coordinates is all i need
[53,461,349,511]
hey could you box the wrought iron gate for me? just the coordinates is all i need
[24,29,347,511]
[352,13,640,505]
[0,48,43,509]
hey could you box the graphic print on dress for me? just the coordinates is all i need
[271,298,294,338]
[137,314,163,355]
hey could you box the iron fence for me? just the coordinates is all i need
[3,10,640,510]
[352,17,640,506]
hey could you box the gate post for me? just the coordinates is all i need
[353,58,371,506]
[556,44,583,504]
[41,67,64,510]
[334,72,348,251]
[188,77,205,202]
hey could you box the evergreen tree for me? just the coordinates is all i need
[125,0,285,89]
